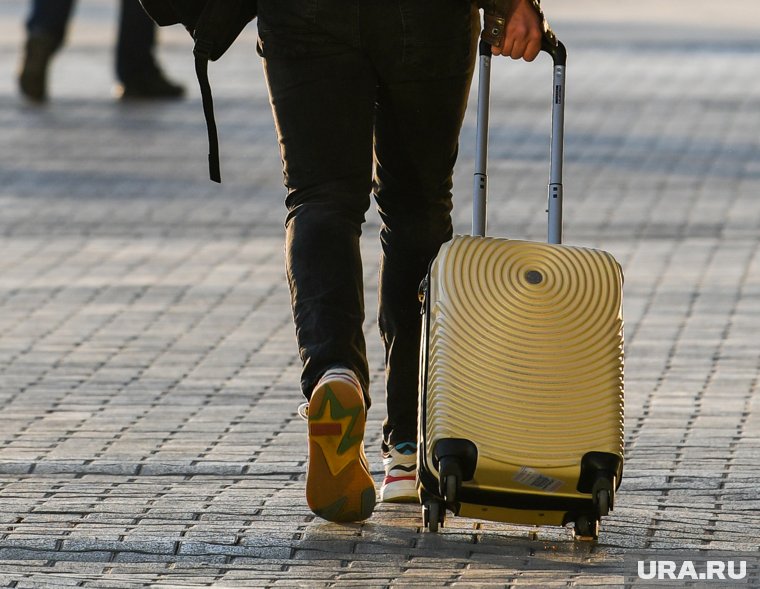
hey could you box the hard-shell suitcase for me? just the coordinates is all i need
[417,36,624,541]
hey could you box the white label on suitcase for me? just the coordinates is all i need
[513,467,564,493]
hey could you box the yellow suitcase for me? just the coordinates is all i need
[418,36,624,541]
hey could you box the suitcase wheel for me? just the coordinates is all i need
[592,474,615,517]
[595,488,611,517]
[573,514,600,542]
[574,476,613,541]
[423,499,446,533]
[437,455,464,503]
[442,474,458,504]
[432,439,477,504]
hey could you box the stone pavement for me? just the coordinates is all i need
[1,0,759,586]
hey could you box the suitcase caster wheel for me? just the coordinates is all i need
[573,514,599,542]
[592,475,614,517]
[595,488,611,517]
[443,474,459,504]
[437,456,463,503]
[423,500,445,533]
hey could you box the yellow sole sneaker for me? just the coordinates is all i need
[305,369,376,523]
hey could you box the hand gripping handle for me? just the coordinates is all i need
[472,29,567,244]
[480,0,562,61]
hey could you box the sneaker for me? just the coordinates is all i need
[380,442,418,503]
[303,368,376,522]
[18,34,58,103]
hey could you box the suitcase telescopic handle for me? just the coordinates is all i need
[471,36,567,244]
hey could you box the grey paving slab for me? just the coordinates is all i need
[2,0,760,586]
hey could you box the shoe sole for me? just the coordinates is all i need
[306,378,376,522]
[380,480,419,504]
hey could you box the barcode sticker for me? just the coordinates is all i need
[513,466,564,493]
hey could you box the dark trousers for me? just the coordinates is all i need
[26,0,156,84]
[258,0,479,448]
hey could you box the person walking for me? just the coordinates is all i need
[18,0,184,102]
[258,0,543,523]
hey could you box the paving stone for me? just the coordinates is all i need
[1,0,760,585]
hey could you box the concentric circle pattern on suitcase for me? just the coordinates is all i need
[426,236,624,471]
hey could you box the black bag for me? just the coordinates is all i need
[139,0,258,182]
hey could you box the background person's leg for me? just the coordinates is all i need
[115,0,153,84]
[19,0,76,101]
[116,0,183,98]
[26,0,75,45]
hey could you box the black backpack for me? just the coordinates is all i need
[139,0,258,182]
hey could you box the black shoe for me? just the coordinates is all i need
[118,68,185,100]
[18,34,58,102]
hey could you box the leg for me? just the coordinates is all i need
[373,1,480,450]
[259,1,375,405]
[19,0,75,101]
[26,0,75,46]
[116,0,183,98]
[258,0,377,522]
[116,0,155,84]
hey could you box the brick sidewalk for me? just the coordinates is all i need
[1,1,760,587]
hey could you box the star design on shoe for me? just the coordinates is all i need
[308,385,363,476]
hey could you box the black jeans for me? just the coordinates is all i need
[26,0,156,84]
[258,0,479,448]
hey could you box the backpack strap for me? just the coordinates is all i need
[190,0,257,183]
[194,40,221,183]
[139,0,256,183]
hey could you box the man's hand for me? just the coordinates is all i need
[491,0,543,62]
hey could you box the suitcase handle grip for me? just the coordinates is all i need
[472,34,567,244]
[478,35,566,64]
